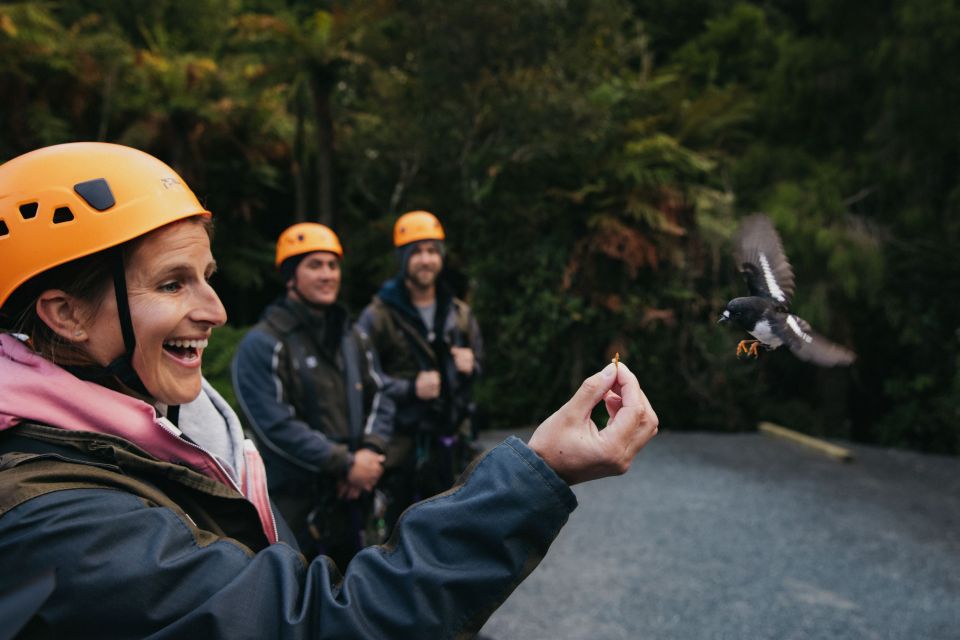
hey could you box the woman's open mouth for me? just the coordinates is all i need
[162,338,208,366]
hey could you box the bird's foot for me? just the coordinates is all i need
[736,340,761,359]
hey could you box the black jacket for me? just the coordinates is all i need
[232,298,394,494]
[357,277,482,436]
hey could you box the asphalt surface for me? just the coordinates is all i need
[476,429,960,640]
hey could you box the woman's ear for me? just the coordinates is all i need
[35,290,89,342]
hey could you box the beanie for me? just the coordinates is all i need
[279,253,308,285]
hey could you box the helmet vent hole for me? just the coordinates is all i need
[52,207,75,224]
[0,220,8,237]
[19,203,38,219]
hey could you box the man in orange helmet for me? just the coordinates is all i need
[358,210,483,534]
[232,223,394,565]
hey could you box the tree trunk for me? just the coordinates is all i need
[292,92,307,222]
[310,70,335,228]
[568,329,585,396]
[97,64,117,141]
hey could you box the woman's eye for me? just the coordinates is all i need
[160,282,182,293]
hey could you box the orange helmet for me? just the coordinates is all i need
[275,222,343,267]
[393,210,445,247]
[0,142,209,311]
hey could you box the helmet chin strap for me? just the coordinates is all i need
[104,247,181,425]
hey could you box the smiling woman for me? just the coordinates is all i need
[0,142,659,639]
[0,143,216,405]
[75,220,226,405]
[11,217,222,405]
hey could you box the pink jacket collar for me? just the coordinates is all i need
[0,333,277,543]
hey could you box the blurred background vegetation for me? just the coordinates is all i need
[2,0,957,453]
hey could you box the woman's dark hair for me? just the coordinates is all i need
[2,216,213,365]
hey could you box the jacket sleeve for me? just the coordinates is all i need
[0,437,577,639]
[466,307,483,378]
[354,327,395,453]
[357,304,415,401]
[377,370,415,403]
[232,328,350,475]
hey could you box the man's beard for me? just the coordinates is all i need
[407,267,438,290]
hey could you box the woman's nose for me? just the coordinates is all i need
[193,282,228,327]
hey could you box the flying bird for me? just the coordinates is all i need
[718,213,856,367]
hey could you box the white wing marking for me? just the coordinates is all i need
[759,251,786,303]
[786,315,814,343]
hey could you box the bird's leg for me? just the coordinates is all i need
[736,339,760,358]
[748,341,761,358]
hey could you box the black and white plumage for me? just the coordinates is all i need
[718,214,856,367]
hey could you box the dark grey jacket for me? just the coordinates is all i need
[0,331,577,638]
[232,298,394,493]
[0,423,577,639]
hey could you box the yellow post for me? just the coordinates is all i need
[758,422,854,462]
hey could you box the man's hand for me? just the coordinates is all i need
[450,346,475,375]
[415,370,442,400]
[528,361,658,485]
[340,448,386,499]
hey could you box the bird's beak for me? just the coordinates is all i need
[717,310,730,325]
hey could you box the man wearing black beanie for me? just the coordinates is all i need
[358,210,483,536]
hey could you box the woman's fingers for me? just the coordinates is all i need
[603,390,623,422]
[529,360,658,484]
[565,362,618,420]
[602,362,658,461]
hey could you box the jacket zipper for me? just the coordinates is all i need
[156,416,279,543]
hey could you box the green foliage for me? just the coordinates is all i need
[672,3,777,89]
[1,0,958,454]
[201,323,249,414]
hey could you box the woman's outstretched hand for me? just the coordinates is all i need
[528,361,658,485]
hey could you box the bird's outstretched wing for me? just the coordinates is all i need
[734,213,795,308]
[773,313,856,367]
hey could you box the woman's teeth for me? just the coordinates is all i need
[163,339,209,349]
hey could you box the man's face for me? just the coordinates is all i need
[405,241,442,290]
[290,251,341,306]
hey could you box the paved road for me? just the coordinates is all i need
[477,430,960,640]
